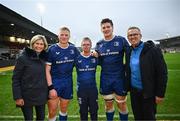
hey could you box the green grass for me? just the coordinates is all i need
[0,53,180,120]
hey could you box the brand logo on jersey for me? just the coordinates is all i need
[99,44,103,48]
[106,49,110,52]
[64,57,68,60]
[56,52,60,55]
[91,58,96,63]
[70,49,74,54]
[114,42,119,46]
[86,65,89,68]
[78,60,82,63]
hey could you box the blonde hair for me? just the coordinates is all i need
[59,26,70,33]
[81,37,92,46]
[30,35,48,50]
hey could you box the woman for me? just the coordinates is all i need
[12,35,48,121]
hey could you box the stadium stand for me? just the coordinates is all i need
[0,4,58,67]
[156,35,180,53]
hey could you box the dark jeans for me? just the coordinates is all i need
[130,88,157,121]
[77,87,98,121]
[21,105,45,121]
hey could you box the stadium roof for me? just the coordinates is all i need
[155,35,180,48]
[155,35,180,42]
[0,4,58,44]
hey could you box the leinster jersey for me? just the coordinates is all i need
[47,43,79,80]
[95,35,129,78]
[75,54,98,90]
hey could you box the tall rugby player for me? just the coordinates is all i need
[46,27,79,121]
[92,18,129,121]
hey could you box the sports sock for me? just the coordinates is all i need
[119,112,128,121]
[106,111,115,121]
[59,111,67,121]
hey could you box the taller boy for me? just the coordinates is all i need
[46,27,79,121]
[93,18,129,121]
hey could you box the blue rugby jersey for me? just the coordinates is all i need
[46,43,79,80]
[75,54,98,90]
[95,35,129,78]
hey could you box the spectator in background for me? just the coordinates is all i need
[126,26,168,120]
[12,35,48,121]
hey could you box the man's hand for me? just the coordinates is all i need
[49,89,58,99]
[15,99,24,106]
[155,96,164,104]
[91,50,99,58]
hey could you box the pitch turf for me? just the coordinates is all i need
[0,53,180,120]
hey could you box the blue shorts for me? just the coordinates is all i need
[100,76,127,96]
[53,78,73,99]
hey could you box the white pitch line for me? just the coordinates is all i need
[168,69,180,72]
[0,114,180,118]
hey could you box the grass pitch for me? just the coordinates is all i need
[0,53,180,120]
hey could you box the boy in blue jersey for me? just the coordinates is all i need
[92,18,129,121]
[46,27,79,121]
[75,37,98,121]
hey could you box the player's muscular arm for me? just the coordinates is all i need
[46,64,57,99]
[46,64,53,86]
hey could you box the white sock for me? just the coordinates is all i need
[48,116,56,121]
[59,111,67,116]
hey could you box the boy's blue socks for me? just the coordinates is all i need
[119,112,128,121]
[106,111,115,121]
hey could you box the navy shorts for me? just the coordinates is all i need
[53,78,73,99]
[100,76,127,96]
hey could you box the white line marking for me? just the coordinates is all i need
[0,114,180,118]
[168,69,180,72]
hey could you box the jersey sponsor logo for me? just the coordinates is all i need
[56,57,74,64]
[100,51,119,56]
[78,60,82,63]
[114,42,119,46]
[100,49,119,56]
[56,52,60,55]
[78,67,96,72]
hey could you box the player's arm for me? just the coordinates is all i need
[46,64,57,99]
[46,64,53,86]
[123,38,130,64]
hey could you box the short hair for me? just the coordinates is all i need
[81,37,92,46]
[59,26,70,33]
[30,35,48,50]
[127,26,141,33]
[101,18,113,27]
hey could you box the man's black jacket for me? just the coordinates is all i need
[125,41,168,98]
